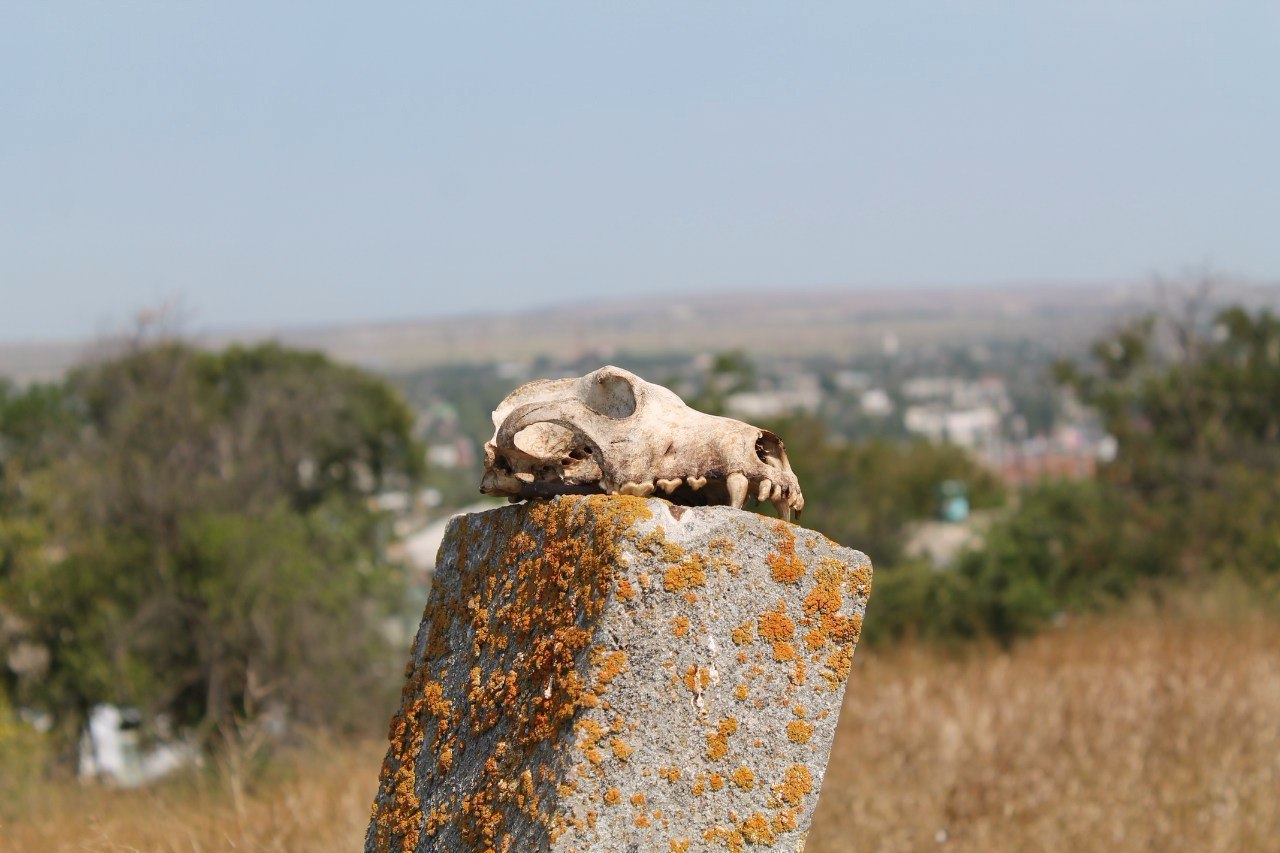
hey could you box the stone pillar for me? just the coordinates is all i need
[367,495,872,852]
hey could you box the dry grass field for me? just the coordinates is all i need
[810,595,1280,852]
[4,595,1278,852]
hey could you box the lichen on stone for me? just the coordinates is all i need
[365,496,871,852]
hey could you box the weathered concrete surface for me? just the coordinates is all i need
[367,495,872,852]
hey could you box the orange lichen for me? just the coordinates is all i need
[803,627,827,651]
[610,737,634,761]
[730,765,756,790]
[791,658,808,687]
[670,840,691,852]
[757,608,795,643]
[766,522,805,584]
[734,683,750,701]
[663,554,708,592]
[739,812,775,844]
[672,616,691,638]
[847,560,873,598]
[771,809,799,834]
[775,765,814,807]
[577,718,606,746]
[616,576,636,601]
[631,793,647,806]
[367,496,653,852]
[708,537,735,554]
[805,563,844,617]
[592,649,628,690]
[823,644,854,687]
[691,778,706,796]
[604,788,622,806]
[683,665,712,694]
[731,621,755,646]
[786,720,814,744]
[705,717,739,761]
[773,641,797,662]
[708,773,726,792]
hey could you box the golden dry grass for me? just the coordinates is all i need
[0,737,385,852]
[809,600,1280,852]
[4,600,1278,852]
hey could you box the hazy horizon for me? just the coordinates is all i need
[5,2,1278,343]
[0,276,1162,347]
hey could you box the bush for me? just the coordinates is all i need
[0,341,422,755]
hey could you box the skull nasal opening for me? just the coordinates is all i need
[756,433,786,470]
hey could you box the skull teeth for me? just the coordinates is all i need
[757,479,773,502]
[771,494,792,521]
[656,478,683,494]
[726,472,749,510]
[620,481,655,497]
[686,475,707,491]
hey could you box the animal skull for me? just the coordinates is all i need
[479,366,804,519]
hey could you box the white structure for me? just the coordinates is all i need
[904,405,1001,448]
[78,705,195,788]
[859,388,895,417]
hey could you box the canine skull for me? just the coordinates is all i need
[479,366,804,519]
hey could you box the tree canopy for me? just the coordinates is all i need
[0,341,422,752]
[871,303,1280,646]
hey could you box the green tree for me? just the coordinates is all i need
[761,414,1004,565]
[912,300,1280,646]
[1055,302,1280,578]
[0,341,422,755]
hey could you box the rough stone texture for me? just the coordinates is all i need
[366,495,872,852]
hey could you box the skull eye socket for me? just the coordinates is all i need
[581,372,637,419]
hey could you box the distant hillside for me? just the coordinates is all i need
[4,280,1278,383]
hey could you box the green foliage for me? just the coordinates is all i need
[0,341,421,753]
[0,692,50,814]
[773,415,1005,565]
[859,560,980,645]
[951,480,1150,644]
[873,302,1280,647]
[1057,304,1280,576]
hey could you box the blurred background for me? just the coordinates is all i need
[3,3,1279,851]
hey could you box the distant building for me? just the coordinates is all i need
[426,437,477,470]
[79,705,196,788]
[982,427,1111,488]
[833,370,870,392]
[992,451,1097,488]
[726,374,823,419]
[904,405,1000,448]
[859,388,894,417]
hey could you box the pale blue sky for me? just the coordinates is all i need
[3,2,1278,342]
